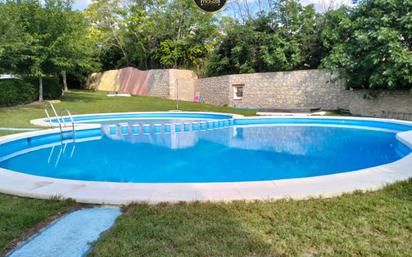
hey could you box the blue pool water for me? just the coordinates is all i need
[0,118,411,183]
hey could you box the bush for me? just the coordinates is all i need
[42,77,62,99]
[0,79,36,107]
[24,76,63,100]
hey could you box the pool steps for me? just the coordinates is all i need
[105,119,234,136]
[44,101,76,141]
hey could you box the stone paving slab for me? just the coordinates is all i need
[7,207,121,257]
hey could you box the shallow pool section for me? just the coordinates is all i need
[1,121,410,183]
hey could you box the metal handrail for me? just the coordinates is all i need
[44,101,75,142]
[45,101,63,139]
[60,108,76,142]
[44,109,53,128]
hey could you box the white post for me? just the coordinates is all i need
[175,79,179,110]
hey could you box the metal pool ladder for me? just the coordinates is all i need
[44,101,76,141]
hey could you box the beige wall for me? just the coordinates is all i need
[146,70,170,98]
[88,70,120,92]
[87,68,197,101]
[196,70,346,109]
[196,69,412,120]
[169,69,198,101]
[348,90,412,120]
[88,68,412,120]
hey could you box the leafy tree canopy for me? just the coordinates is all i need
[321,0,412,89]
[86,0,219,73]
[0,0,98,99]
[1,0,411,91]
[204,0,322,77]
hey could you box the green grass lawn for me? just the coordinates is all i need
[1,90,411,256]
[0,90,255,129]
[0,131,16,136]
[90,180,412,257]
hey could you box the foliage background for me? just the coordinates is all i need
[0,0,411,94]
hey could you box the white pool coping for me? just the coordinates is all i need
[0,112,411,205]
[30,111,242,127]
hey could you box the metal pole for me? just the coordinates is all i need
[176,79,179,110]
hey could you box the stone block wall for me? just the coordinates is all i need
[88,68,412,120]
[196,70,346,109]
[146,70,170,98]
[196,69,412,120]
[348,90,412,120]
[169,69,198,102]
[196,75,231,106]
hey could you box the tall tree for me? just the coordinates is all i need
[154,0,219,72]
[85,0,129,69]
[48,2,99,93]
[321,0,412,89]
[0,0,97,98]
[86,0,219,72]
[204,0,321,76]
[0,1,32,75]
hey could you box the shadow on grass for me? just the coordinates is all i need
[89,202,279,257]
[89,180,412,257]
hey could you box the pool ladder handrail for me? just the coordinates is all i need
[44,101,75,142]
[61,108,76,142]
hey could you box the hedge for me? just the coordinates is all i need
[25,76,62,100]
[0,79,37,107]
[0,77,62,107]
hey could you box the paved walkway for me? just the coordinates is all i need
[7,207,121,257]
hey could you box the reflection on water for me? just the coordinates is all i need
[0,125,410,183]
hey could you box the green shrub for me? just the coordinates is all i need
[0,79,36,107]
[25,76,62,100]
[42,77,62,99]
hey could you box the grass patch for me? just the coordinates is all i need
[0,90,255,129]
[0,131,18,136]
[90,180,412,257]
[0,195,77,255]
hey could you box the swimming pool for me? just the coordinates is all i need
[1,112,412,204]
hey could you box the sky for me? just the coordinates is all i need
[72,0,91,10]
[299,0,353,12]
[72,0,353,13]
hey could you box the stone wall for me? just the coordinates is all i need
[146,70,170,98]
[196,70,346,109]
[196,69,412,120]
[88,68,412,120]
[169,69,198,102]
[348,90,412,120]
[195,75,231,106]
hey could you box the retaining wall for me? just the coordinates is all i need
[196,70,412,120]
[87,67,197,102]
[87,68,412,120]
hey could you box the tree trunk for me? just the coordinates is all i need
[62,70,68,95]
[38,77,43,102]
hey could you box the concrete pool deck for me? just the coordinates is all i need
[0,113,412,205]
